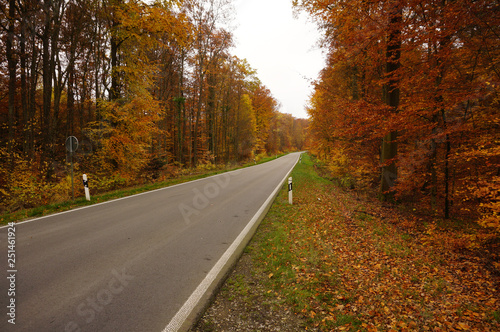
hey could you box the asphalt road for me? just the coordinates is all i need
[0,153,301,332]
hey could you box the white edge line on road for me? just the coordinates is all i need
[162,153,301,332]
[0,159,284,230]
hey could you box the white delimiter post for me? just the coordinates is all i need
[83,174,91,201]
[288,177,293,205]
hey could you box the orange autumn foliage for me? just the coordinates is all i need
[296,0,500,230]
[0,0,307,212]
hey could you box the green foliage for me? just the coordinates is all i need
[254,153,267,162]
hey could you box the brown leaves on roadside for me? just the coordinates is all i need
[261,167,500,331]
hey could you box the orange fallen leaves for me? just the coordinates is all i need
[259,161,500,331]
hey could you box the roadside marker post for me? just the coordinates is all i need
[83,174,91,201]
[288,177,293,205]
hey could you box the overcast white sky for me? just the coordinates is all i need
[232,0,325,119]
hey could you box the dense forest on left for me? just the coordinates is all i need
[0,0,308,213]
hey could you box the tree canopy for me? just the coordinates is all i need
[0,0,307,211]
[295,0,500,230]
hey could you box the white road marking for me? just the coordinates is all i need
[162,154,300,332]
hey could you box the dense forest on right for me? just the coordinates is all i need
[294,0,499,232]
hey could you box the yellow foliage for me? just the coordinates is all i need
[51,176,75,203]
[196,162,217,172]
[326,147,350,178]
[238,94,257,159]
[0,150,77,211]
[90,174,128,193]
[478,208,500,232]
[475,177,500,233]
[0,152,46,210]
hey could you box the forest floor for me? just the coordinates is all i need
[192,153,500,331]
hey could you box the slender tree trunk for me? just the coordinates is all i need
[20,13,29,156]
[42,0,53,162]
[182,100,187,166]
[435,0,452,218]
[189,109,193,167]
[52,55,64,144]
[444,136,451,218]
[7,0,17,156]
[110,33,120,101]
[80,53,89,130]
[29,32,38,159]
[442,108,451,219]
[109,0,123,101]
[207,72,216,158]
[194,68,204,166]
[67,63,75,136]
[177,51,186,165]
[235,93,241,161]
[94,25,101,120]
[50,0,64,150]
[430,130,438,213]
[380,1,402,201]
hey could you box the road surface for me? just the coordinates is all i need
[0,153,301,332]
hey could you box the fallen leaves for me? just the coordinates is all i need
[255,157,500,331]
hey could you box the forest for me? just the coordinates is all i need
[0,0,308,212]
[1,0,498,235]
[294,0,499,232]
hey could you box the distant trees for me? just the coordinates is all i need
[0,0,307,211]
[295,0,500,229]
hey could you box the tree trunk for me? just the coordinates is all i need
[207,72,216,158]
[28,31,38,159]
[110,33,120,100]
[42,0,53,162]
[194,65,204,166]
[177,51,186,165]
[67,63,75,136]
[109,0,123,101]
[20,12,29,156]
[442,108,451,219]
[380,1,402,201]
[6,0,17,156]
[50,0,64,150]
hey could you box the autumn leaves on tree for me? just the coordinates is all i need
[295,0,499,230]
[0,0,307,210]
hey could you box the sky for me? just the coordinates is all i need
[232,0,325,119]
